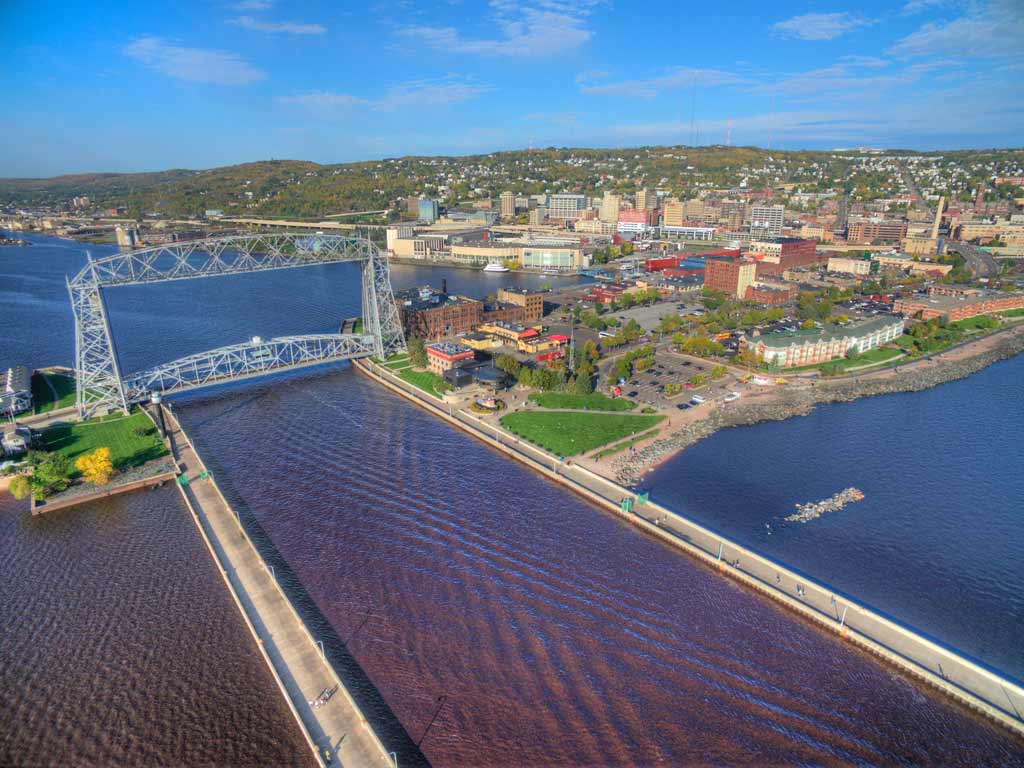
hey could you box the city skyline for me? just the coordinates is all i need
[2,0,1023,177]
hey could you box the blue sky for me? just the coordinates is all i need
[1,0,1022,176]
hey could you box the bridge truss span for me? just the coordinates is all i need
[121,334,377,404]
[68,233,406,418]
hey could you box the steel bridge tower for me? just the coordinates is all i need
[67,233,405,419]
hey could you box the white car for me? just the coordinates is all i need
[690,395,706,405]
[723,392,741,402]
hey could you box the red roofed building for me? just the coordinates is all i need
[426,342,475,375]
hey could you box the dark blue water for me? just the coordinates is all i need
[642,354,1024,682]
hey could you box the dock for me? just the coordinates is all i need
[159,406,395,768]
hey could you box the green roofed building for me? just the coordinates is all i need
[741,316,904,369]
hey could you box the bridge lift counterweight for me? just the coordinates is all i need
[67,233,406,419]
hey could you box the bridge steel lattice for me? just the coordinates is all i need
[67,233,406,418]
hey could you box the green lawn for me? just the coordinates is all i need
[39,409,168,476]
[397,369,451,399]
[528,392,637,411]
[998,308,1024,318]
[949,316,1001,333]
[501,411,664,457]
[784,346,904,373]
[592,428,662,459]
[385,359,413,370]
[32,372,77,414]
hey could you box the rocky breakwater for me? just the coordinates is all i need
[614,327,1024,486]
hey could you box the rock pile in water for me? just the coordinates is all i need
[785,488,865,523]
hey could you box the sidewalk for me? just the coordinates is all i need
[163,408,394,768]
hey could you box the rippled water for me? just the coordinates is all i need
[641,353,1024,684]
[175,369,1024,766]
[0,486,312,767]
[3,232,1022,765]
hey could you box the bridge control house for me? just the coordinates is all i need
[426,342,475,376]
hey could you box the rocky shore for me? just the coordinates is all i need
[613,328,1024,486]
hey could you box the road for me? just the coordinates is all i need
[946,239,1000,279]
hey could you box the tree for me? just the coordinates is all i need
[801,319,816,330]
[30,453,73,498]
[709,365,727,380]
[407,336,427,368]
[8,475,30,500]
[76,447,114,486]
[573,372,594,395]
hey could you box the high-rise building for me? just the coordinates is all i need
[684,198,706,220]
[529,206,548,225]
[705,258,756,299]
[418,198,439,223]
[500,191,516,219]
[599,192,621,223]
[636,188,656,210]
[750,205,785,237]
[547,194,587,221]
[662,199,685,227]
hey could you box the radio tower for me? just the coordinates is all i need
[726,119,733,147]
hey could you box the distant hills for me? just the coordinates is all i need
[1,146,1021,219]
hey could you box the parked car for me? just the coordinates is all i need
[676,403,690,410]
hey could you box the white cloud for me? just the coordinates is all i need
[398,0,600,57]
[891,0,1024,59]
[580,67,747,99]
[281,78,490,112]
[900,0,957,15]
[229,15,326,34]
[123,36,265,85]
[771,12,874,41]
[234,0,273,9]
[840,55,889,69]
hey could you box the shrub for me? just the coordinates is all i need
[76,447,114,486]
[8,475,30,500]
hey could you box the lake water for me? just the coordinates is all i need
[1,232,1022,765]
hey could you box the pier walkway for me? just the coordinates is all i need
[161,407,394,768]
[355,358,1024,739]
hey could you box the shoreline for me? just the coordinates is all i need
[611,323,1024,485]
[352,356,1024,738]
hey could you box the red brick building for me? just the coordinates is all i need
[704,258,756,299]
[893,291,1024,321]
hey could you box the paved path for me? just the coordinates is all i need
[163,408,394,768]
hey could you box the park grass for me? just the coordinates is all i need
[32,373,77,414]
[591,428,662,460]
[501,411,663,457]
[397,369,450,400]
[998,308,1024,318]
[39,409,168,477]
[384,359,413,370]
[527,392,637,411]
[785,346,904,373]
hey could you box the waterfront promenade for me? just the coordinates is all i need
[355,358,1024,739]
[160,407,395,768]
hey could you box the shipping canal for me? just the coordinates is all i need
[2,234,1023,765]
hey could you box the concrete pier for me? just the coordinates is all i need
[355,357,1024,739]
[160,407,395,768]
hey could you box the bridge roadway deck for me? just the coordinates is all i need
[354,358,1024,739]
[161,407,393,768]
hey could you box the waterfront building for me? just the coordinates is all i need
[396,286,482,340]
[477,320,543,346]
[893,290,1024,322]
[519,244,588,271]
[497,287,545,322]
[0,365,32,416]
[426,342,475,375]
[115,226,139,248]
[741,317,905,368]
[705,258,756,299]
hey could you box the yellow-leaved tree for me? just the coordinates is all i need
[76,447,114,485]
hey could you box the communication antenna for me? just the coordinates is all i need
[726,119,733,147]
[690,77,696,147]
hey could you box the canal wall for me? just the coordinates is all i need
[353,357,1024,739]
[155,406,396,768]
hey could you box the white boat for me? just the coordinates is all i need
[483,262,509,273]
[542,267,560,275]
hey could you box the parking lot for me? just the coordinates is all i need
[614,350,738,408]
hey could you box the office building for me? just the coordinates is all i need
[662,200,685,227]
[599,192,622,223]
[396,286,482,340]
[846,219,908,244]
[498,287,545,322]
[500,191,516,219]
[418,198,439,223]
[750,205,785,237]
[827,256,877,276]
[547,194,587,222]
[529,206,548,225]
[636,188,656,210]
[705,258,756,299]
